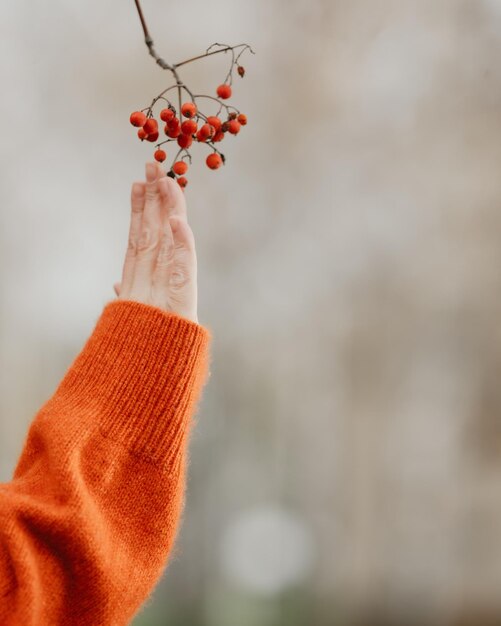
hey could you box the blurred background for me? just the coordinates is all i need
[2,0,501,624]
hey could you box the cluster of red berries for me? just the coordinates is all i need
[129,80,248,191]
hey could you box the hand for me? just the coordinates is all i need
[113,161,199,324]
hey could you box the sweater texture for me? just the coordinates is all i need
[0,299,213,625]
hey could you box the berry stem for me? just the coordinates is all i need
[156,138,176,148]
[192,94,239,114]
[133,1,254,76]
[205,141,226,162]
[169,147,192,174]
[174,47,232,68]
[133,0,173,70]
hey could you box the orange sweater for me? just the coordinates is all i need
[0,299,212,625]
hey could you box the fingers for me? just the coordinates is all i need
[117,161,197,322]
[158,175,188,222]
[128,162,164,301]
[119,181,146,297]
[151,214,198,322]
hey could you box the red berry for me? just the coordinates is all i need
[181,102,197,118]
[212,130,225,142]
[173,161,188,175]
[206,153,223,169]
[177,134,193,149]
[237,113,247,125]
[217,84,232,99]
[143,118,158,134]
[166,125,181,138]
[160,108,175,122]
[167,117,180,129]
[137,128,148,141]
[181,119,198,135]
[130,111,147,127]
[154,149,166,162]
[207,116,222,131]
[164,122,181,139]
[228,120,241,135]
[146,131,159,142]
[200,124,215,140]
[177,176,188,189]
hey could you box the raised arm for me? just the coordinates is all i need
[0,162,211,625]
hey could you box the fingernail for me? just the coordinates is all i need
[146,162,157,182]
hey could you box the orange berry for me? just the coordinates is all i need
[177,134,193,149]
[207,116,222,131]
[237,113,247,125]
[160,108,175,122]
[200,124,215,140]
[227,120,241,135]
[173,161,188,175]
[154,149,167,162]
[146,131,159,142]
[137,128,148,141]
[143,118,158,134]
[217,84,232,99]
[181,102,197,118]
[206,153,223,169]
[166,125,181,138]
[167,117,180,129]
[130,111,147,127]
[177,176,188,188]
[212,129,225,142]
[181,119,198,135]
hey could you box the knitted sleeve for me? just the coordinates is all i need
[0,299,212,626]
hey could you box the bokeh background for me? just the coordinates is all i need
[2,0,501,624]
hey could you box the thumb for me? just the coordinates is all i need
[113,282,121,297]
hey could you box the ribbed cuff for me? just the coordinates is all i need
[55,299,213,471]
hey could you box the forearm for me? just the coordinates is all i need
[0,299,212,625]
